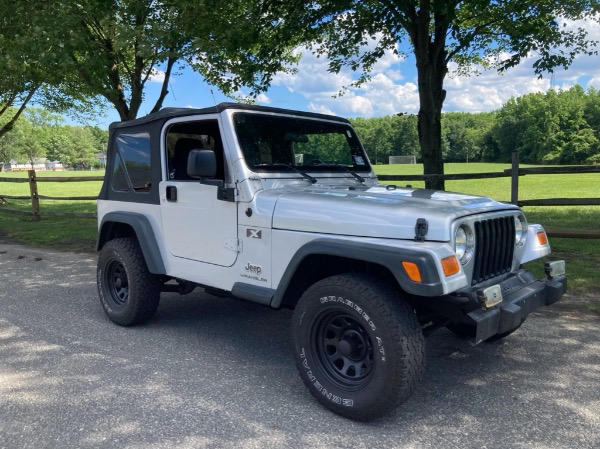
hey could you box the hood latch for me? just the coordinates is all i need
[414,218,429,242]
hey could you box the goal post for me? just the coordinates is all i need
[389,155,416,164]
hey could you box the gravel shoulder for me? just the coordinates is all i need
[1,243,599,449]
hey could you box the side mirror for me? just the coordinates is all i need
[187,149,217,179]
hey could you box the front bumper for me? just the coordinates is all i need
[466,270,566,344]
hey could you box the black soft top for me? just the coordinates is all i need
[108,102,350,130]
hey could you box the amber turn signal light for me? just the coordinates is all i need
[441,256,460,277]
[537,230,548,246]
[402,261,422,283]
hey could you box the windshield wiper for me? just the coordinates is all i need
[339,165,365,183]
[258,163,317,184]
[309,163,365,183]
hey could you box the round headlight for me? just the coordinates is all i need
[455,225,474,265]
[515,214,527,247]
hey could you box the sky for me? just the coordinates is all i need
[88,17,600,129]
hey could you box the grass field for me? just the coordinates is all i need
[0,170,102,252]
[1,165,599,310]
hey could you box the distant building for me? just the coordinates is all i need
[3,160,46,171]
[2,158,63,171]
[97,153,107,167]
[45,160,64,171]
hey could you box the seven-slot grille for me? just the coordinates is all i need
[471,216,516,285]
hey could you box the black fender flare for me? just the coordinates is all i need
[97,212,166,275]
[270,238,445,308]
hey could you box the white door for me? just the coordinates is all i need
[160,181,238,266]
[159,118,238,267]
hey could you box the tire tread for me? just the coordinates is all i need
[98,237,161,326]
[293,273,424,421]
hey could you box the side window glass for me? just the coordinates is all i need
[112,132,152,192]
[111,153,129,191]
[166,120,225,181]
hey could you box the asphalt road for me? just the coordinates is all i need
[1,243,599,449]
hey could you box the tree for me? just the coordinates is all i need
[0,1,94,139]
[351,117,394,163]
[269,1,599,188]
[10,121,45,169]
[85,126,110,155]
[11,0,299,122]
[0,3,43,139]
[68,127,98,169]
[584,87,600,163]
[491,86,600,164]
[443,112,495,162]
[0,110,24,171]
[392,114,420,160]
[45,127,77,167]
[15,109,65,168]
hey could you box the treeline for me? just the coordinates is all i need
[2,86,599,170]
[351,85,600,165]
[0,108,108,171]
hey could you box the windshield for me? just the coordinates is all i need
[233,113,371,173]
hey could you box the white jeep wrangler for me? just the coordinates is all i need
[96,103,566,420]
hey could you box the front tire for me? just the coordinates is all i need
[97,238,161,326]
[291,274,424,421]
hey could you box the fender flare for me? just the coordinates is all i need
[270,238,445,308]
[97,212,166,275]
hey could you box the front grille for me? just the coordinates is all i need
[471,216,515,285]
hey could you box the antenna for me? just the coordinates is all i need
[210,89,218,109]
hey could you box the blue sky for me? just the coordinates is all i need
[89,17,600,129]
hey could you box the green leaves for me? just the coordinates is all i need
[492,86,600,164]
[0,0,309,121]
[0,107,108,169]
[267,1,599,188]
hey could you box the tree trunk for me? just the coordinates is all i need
[0,87,38,140]
[411,2,450,191]
[415,56,446,191]
[417,101,444,190]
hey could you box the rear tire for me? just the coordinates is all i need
[291,274,424,421]
[97,238,161,326]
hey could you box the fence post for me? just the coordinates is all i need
[28,169,41,221]
[511,151,519,205]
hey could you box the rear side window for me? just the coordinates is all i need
[111,132,152,192]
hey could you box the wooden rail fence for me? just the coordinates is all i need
[1,153,599,238]
[377,153,600,239]
[0,170,101,221]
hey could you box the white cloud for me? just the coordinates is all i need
[273,50,353,95]
[271,45,416,117]
[267,17,599,117]
[148,69,166,83]
[588,77,600,89]
[443,58,553,112]
[255,93,272,104]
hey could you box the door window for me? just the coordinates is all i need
[165,120,225,181]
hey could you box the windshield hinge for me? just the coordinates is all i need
[218,187,237,202]
[414,218,429,242]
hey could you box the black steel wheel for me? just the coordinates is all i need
[312,312,374,390]
[291,273,424,421]
[104,258,130,306]
[97,238,160,326]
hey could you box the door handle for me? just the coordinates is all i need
[166,185,177,202]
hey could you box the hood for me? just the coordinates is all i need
[269,185,518,241]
